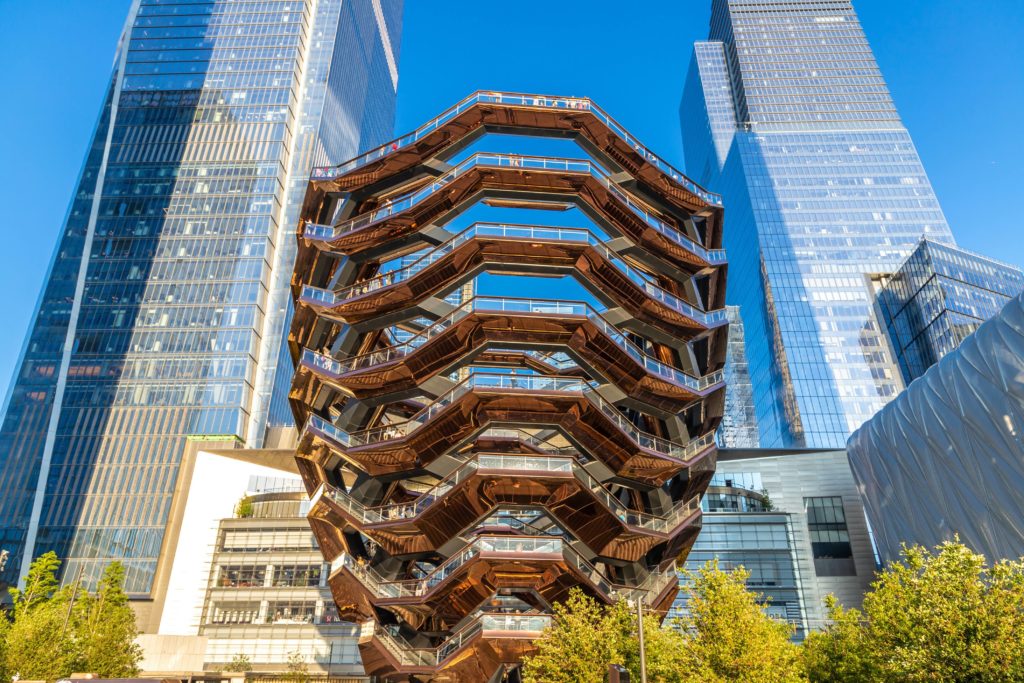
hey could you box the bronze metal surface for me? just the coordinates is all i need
[295,384,716,486]
[295,159,726,289]
[289,94,726,682]
[310,93,722,245]
[295,231,722,335]
[307,462,700,562]
[291,308,724,416]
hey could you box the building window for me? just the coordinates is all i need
[321,602,343,624]
[804,496,856,576]
[273,563,322,587]
[267,599,317,624]
[703,491,771,513]
[218,564,266,588]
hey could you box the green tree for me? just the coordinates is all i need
[74,562,142,677]
[678,560,805,682]
[524,563,808,683]
[522,589,698,683]
[283,651,309,683]
[8,550,61,616]
[621,606,694,682]
[522,589,625,683]
[4,553,80,681]
[234,495,254,518]
[228,653,253,672]
[804,540,1024,683]
[0,610,11,683]
[801,595,877,683]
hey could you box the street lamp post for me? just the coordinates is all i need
[635,599,647,683]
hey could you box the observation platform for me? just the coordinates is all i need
[289,92,727,682]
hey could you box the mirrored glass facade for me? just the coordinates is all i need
[682,0,955,448]
[673,450,875,637]
[672,512,806,640]
[877,240,1024,384]
[717,306,760,448]
[0,0,403,594]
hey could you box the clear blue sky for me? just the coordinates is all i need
[0,0,1021,393]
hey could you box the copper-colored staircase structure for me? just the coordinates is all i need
[288,92,727,682]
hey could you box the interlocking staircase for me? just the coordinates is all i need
[288,92,727,682]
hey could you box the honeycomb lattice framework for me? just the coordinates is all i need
[288,92,728,682]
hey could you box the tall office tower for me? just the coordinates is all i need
[0,0,403,594]
[682,0,955,448]
[876,240,1024,385]
[717,306,759,448]
[288,92,727,680]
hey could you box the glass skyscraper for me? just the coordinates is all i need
[682,0,955,448]
[876,240,1024,385]
[0,0,403,594]
[717,306,760,448]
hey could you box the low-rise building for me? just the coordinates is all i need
[673,449,876,636]
[135,435,366,679]
[198,480,362,675]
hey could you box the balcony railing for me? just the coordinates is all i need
[333,535,566,600]
[305,222,726,327]
[615,567,681,605]
[303,154,726,264]
[304,370,717,464]
[362,612,552,669]
[298,294,726,391]
[314,452,699,535]
[336,533,676,610]
[309,90,721,207]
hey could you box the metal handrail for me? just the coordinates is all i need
[474,427,576,455]
[303,371,717,463]
[309,90,721,206]
[333,535,566,600]
[298,294,726,390]
[615,567,681,604]
[363,612,552,669]
[308,222,725,327]
[315,452,699,534]
[338,532,678,614]
[304,153,727,264]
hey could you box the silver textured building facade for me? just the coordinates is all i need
[849,294,1024,564]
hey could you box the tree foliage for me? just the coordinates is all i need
[284,651,310,683]
[523,561,804,683]
[804,540,1024,683]
[1,553,142,681]
[521,590,693,683]
[235,495,254,518]
[228,653,253,672]
[0,611,11,683]
[8,551,61,617]
[680,560,805,682]
[74,562,142,677]
[5,574,78,681]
